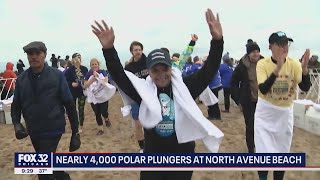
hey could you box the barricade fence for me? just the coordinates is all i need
[0,78,16,100]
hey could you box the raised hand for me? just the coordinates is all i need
[273,57,286,76]
[301,49,310,75]
[91,20,115,49]
[205,9,223,40]
[191,34,198,41]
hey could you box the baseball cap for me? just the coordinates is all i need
[23,41,47,53]
[147,49,172,69]
[72,53,81,58]
[172,53,180,59]
[269,31,293,44]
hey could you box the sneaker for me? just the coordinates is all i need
[96,130,104,135]
[207,116,221,120]
[139,149,144,153]
[105,119,111,127]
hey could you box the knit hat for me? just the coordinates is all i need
[222,52,230,61]
[246,42,260,54]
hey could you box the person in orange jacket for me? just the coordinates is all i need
[1,62,17,100]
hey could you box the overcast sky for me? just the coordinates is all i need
[0,0,319,70]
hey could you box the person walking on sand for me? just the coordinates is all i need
[219,52,234,113]
[64,53,88,133]
[83,58,114,135]
[91,8,224,180]
[255,31,311,180]
[231,40,263,153]
[124,41,148,153]
[11,41,80,180]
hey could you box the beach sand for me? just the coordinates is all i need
[0,92,319,180]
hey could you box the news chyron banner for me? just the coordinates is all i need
[15,153,306,174]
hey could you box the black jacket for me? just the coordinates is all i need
[11,64,79,137]
[230,56,262,105]
[124,54,149,79]
[16,61,25,75]
[64,65,88,98]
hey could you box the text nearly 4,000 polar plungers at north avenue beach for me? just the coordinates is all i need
[55,155,303,165]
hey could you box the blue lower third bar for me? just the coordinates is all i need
[52,153,306,168]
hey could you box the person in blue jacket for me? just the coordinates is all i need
[219,52,234,112]
[186,56,223,120]
[185,56,203,75]
[181,57,193,77]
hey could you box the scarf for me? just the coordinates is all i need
[242,55,258,102]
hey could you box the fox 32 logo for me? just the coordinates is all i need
[15,153,51,167]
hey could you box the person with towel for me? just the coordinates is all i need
[83,58,114,135]
[91,8,224,180]
[255,31,311,180]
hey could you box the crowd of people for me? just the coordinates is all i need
[0,7,317,180]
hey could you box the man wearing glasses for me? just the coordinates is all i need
[254,31,311,180]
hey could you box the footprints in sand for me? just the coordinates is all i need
[98,141,104,146]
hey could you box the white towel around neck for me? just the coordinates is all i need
[119,68,224,152]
